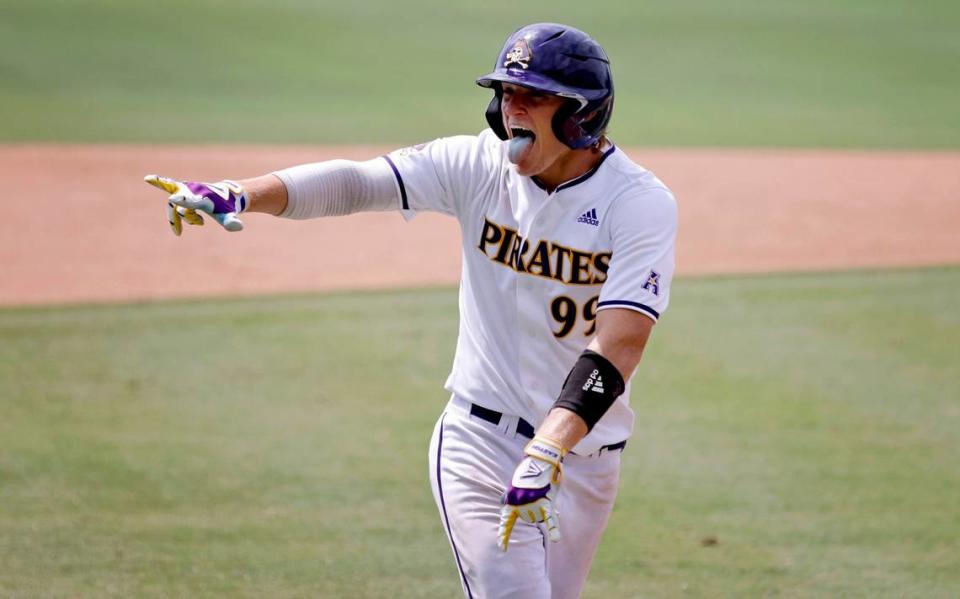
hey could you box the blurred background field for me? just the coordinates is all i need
[1,0,959,147]
[2,0,959,596]
[2,269,958,597]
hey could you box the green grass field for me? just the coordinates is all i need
[2,0,959,147]
[3,0,957,595]
[2,268,958,597]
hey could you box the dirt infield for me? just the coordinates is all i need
[1,144,958,306]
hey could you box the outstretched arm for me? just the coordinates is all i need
[145,158,400,234]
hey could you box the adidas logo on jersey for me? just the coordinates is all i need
[577,208,600,226]
[581,368,604,393]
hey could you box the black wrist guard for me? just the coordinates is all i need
[553,350,625,432]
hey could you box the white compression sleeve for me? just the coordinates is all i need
[272,158,399,220]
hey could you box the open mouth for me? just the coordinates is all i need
[510,127,536,143]
[507,127,535,165]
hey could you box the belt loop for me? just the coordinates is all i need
[468,402,535,440]
[498,413,512,436]
[505,414,520,439]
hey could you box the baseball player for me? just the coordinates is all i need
[145,23,676,598]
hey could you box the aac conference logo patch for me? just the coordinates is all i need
[642,270,661,296]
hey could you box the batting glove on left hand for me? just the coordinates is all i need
[497,435,567,552]
[144,174,248,235]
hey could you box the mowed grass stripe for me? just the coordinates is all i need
[1,268,958,597]
[0,0,958,147]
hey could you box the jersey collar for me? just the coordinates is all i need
[531,142,617,194]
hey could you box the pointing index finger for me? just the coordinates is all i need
[144,174,181,194]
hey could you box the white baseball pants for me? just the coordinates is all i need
[429,396,622,599]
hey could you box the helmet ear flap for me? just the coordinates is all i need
[552,96,613,149]
[485,89,509,141]
[551,100,581,148]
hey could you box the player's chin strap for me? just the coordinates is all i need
[552,349,625,432]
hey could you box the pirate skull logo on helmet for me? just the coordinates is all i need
[503,39,532,70]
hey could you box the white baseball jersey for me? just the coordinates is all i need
[385,129,677,455]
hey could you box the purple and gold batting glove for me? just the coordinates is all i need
[497,435,567,551]
[144,174,248,235]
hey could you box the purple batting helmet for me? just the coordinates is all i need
[476,23,614,149]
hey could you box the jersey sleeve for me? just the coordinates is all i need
[597,186,678,322]
[382,132,498,219]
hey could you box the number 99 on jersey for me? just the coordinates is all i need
[550,295,599,338]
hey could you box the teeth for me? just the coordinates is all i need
[510,126,535,140]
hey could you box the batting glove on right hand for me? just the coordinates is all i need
[144,174,248,235]
[497,435,567,552]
